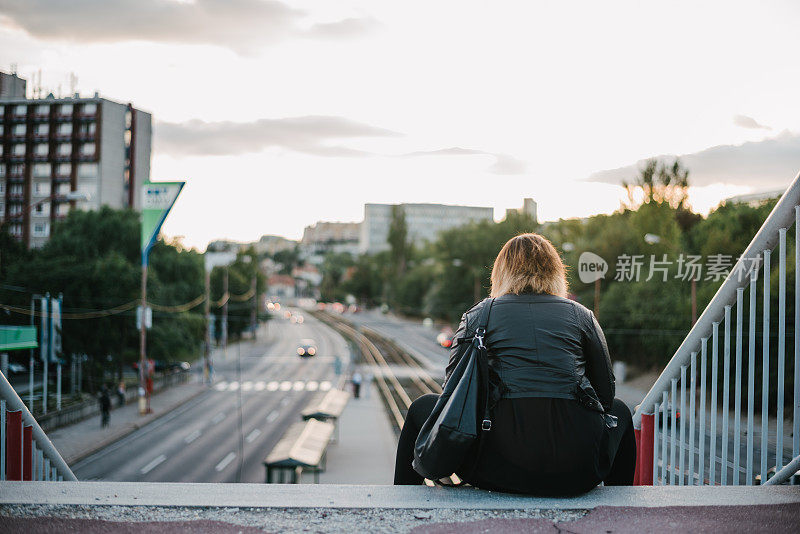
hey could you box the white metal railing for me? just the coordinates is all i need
[634,170,800,487]
[0,370,76,482]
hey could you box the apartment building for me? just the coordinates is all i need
[359,202,494,254]
[300,221,361,260]
[0,74,151,247]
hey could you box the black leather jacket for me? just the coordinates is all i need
[446,293,615,413]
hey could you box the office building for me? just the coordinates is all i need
[506,197,538,223]
[359,202,494,254]
[0,72,152,247]
[301,221,361,260]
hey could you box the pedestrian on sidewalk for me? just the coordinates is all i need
[98,385,111,428]
[352,371,362,399]
[116,381,126,407]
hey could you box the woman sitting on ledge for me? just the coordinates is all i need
[394,233,636,495]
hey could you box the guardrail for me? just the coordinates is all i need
[1,370,76,481]
[633,170,800,487]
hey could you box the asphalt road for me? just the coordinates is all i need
[72,310,349,483]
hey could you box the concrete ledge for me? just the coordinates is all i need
[1,482,798,509]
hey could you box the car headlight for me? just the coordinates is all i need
[307,347,316,356]
[297,347,305,355]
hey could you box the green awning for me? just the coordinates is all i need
[0,326,38,351]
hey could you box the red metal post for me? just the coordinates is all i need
[22,425,32,481]
[636,413,656,485]
[633,426,641,485]
[5,410,22,481]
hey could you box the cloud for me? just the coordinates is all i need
[154,115,399,157]
[0,0,376,54]
[401,147,527,175]
[733,114,772,130]
[587,131,800,189]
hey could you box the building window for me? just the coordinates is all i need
[12,144,25,156]
[0,203,4,217]
[34,124,49,136]
[33,202,49,216]
[10,164,24,176]
[0,145,3,156]
[80,143,96,156]
[34,144,49,157]
[57,144,72,156]
[56,204,69,217]
[0,125,4,135]
[14,105,26,115]
[34,181,51,196]
[57,123,72,135]
[0,181,4,193]
[80,122,96,136]
[10,185,24,195]
[56,183,71,195]
[33,163,51,177]
[77,163,98,178]
[36,104,49,115]
[83,103,97,114]
[32,222,49,237]
[56,163,71,176]
[13,124,25,135]
[10,225,22,237]
[0,166,5,177]
[59,104,73,115]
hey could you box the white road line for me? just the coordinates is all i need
[306,381,319,391]
[267,381,279,391]
[183,429,202,444]
[293,381,305,391]
[320,381,332,391]
[254,381,266,391]
[214,381,228,391]
[267,411,279,423]
[140,454,166,475]
[246,428,262,443]
[280,398,290,407]
[228,381,240,391]
[211,412,225,424]
[279,381,292,391]
[242,381,253,391]
[215,452,236,472]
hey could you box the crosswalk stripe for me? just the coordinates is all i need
[320,381,332,391]
[242,381,253,391]
[214,381,228,391]
[267,381,279,391]
[306,381,318,391]
[293,381,304,391]
[279,381,292,391]
[254,381,266,391]
[213,380,336,393]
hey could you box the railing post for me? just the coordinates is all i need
[5,410,22,481]
[636,412,655,485]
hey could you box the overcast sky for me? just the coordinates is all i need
[2,0,800,249]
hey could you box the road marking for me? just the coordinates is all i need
[214,381,228,391]
[140,454,166,475]
[306,381,319,391]
[267,381,279,391]
[279,381,292,391]
[215,452,236,472]
[267,411,279,423]
[246,428,262,443]
[211,412,225,424]
[183,429,202,444]
[320,381,332,391]
[254,381,266,391]
[228,381,240,391]
[242,381,253,391]
[293,381,305,391]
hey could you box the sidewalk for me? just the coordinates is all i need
[319,381,398,484]
[49,380,209,466]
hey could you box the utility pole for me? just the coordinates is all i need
[204,266,212,383]
[138,258,148,414]
[42,293,49,415]
[222,267,229,358]
[250,274,257,340]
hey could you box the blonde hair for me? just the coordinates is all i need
[490,233,568,298]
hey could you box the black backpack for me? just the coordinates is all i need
[412,298,495,480]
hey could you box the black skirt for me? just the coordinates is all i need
[460,397,610,495]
